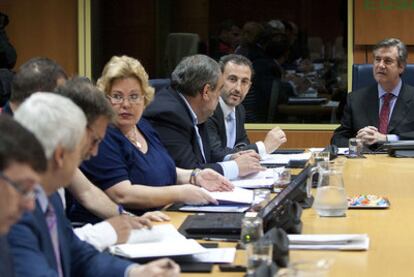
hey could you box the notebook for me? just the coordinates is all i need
[179,166,311,239]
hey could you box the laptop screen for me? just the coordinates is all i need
[259,166,311,223]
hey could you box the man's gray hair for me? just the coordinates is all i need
[374,38,408,66]
[14,92,87,159]
[171,54,221,97]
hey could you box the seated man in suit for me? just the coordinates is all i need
[207,54,287,156]
[8,93,179,277]
[332,38,414,148]
[0,115,47,277]
[144,54,263,180]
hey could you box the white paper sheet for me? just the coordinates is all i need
[260,152,312,165]
[203,187,254,204]
[288,234,370,250]
[179,205,249,213]
[127,224,185,244]
[231,169,275,188]
[191,248,236,263]
[109,239,207,258]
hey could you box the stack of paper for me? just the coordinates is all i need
[260,152,312,165]
[109,224,207,258]
[231,169,275,189]
[288,234,370,250]
[203,187,254,205]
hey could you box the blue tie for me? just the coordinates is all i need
[226,112,236,148]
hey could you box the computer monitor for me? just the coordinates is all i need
[259,165,311,231]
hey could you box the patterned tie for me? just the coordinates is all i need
[226,112,236,148]
[378,93,394,134]
[45,204,64,277]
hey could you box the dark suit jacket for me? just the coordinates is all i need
[0,235,14,277]
[207,103,258,156]
[7,193,131,277]
[143,87,224,174]
[331,83,414,147]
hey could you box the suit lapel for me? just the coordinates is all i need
[216,105,227,146]
[364,85,380,127]
[33,201,59,273]
[388,83,413,132]
[235,106,244,142]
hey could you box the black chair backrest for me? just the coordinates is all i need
[352,64,414,91]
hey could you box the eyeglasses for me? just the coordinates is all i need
[87,125,103,149]
[374,56,397,66]
[227,75,251,88]
[0,171,35,199]
[107,93,144,105]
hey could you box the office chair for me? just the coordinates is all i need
[352,64,414,91]
[149,78,171,93]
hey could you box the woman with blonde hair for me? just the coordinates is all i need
[70,55,232,223]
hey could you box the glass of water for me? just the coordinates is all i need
[246,240,273,275]
[348,138,363,157]
[250,189,271,212]
[273,167,291,193]
[240,216,263,246]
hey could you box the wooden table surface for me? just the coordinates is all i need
[166,155,414,276]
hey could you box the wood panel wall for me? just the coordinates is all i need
[0,0,78,75]
[353,0,414,64]
[247,130,333,149]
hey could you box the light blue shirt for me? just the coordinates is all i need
[378,79,402,142]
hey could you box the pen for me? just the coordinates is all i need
[202,237,239,242]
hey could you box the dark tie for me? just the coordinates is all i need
[378,93,394,134]
[45,204,63,277]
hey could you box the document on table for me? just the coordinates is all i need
[288,234,370,250]
[203,187,254,205]
[260,152,312,165]
[175,248,236,263]
[179,205,250,213]
[109,224,207,258]
[231,168,275,188]
[309,147,349,155]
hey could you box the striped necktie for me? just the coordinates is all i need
[45,204,63,277]
[378,93,394,134]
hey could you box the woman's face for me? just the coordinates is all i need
[108,77,145,131]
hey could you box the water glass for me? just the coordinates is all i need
[246,240,273,275]
[348,138,363,157]
[273,167,291,192]
[240,216,263,246]
[251,189,271,212]
[276,259,332,277]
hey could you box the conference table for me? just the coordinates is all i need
[165,155,414,276]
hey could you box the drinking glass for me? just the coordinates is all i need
[250,189,271,212]
[273,167,291,193]
[240,216,263,246]
[245,240,273,275]
[348,138,363,157]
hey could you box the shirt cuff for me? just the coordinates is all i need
[74,221,117,251]
[386,134,399,142]
[256,141,267,156]
[125,264,140,277]
[223,154,232,161]
[218,160,239,180]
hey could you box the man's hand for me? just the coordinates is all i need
[106,215,152,244]
[142,211,171,222]
[129,258,180,277]
[264,127,287,153]
[178,185,218,205]
[356,126,387,145]
[196,168,234,192]
[234,151,265,177]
